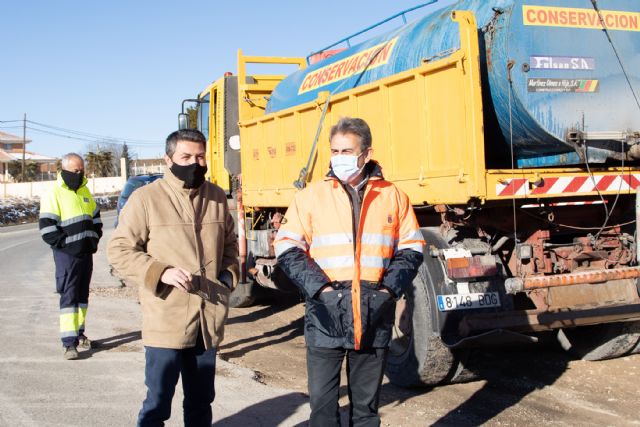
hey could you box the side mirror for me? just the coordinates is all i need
[178,113,190,130]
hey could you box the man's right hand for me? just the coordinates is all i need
[161,267,193,293]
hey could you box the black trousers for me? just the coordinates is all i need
[306,346,387,427]
[54,250,92,347]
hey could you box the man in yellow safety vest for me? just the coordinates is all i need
[39,153,102,360]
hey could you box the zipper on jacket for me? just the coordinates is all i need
[340,181,370,254]
[343,185,358,253]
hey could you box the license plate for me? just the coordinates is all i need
[437,292,501,311]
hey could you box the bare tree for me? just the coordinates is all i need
[84,139,136,176]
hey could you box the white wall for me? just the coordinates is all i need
[1,176,125,199]
[2,158,128,199]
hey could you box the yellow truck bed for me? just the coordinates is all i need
[237,11,639,208]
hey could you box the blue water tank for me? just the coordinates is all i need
[266,0,640,167]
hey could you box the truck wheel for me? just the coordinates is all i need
[386,228,476,387]
[229,281,256,308]
[631,326,640,354]
[557,321,640,361]
[386,263,455,386]
[229,251,258,308]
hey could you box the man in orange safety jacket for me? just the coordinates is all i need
[274,117,424,427]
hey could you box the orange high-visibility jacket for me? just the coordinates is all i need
[275,163,424,349]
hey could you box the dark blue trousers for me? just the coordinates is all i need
[138,333,217,427]
[53,250,92,347]
[307,346,387,427]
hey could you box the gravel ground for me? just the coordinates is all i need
[91,283,640,426]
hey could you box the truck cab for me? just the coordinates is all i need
[180,50,307,196]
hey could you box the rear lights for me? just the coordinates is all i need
[446,255,498,280]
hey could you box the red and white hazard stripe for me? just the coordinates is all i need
[521,200,607,208]
[496,174,640,197]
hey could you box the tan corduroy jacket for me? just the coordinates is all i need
[107,167,239,349]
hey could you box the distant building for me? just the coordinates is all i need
[130,158,164,176]
[0,130,30,153]
[0,131,57,182]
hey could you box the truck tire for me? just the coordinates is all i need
[631,323,640,354]
[557,321,640,361]
[229,251,258,308]
[386,228,476,387]
[229,281,256,308]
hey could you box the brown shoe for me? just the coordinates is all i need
[78,335,92,350]
[63,346,79,360]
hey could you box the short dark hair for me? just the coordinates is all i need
[165,129,207,157]
[329,117,372,151]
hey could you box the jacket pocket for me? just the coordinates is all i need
[362,288,395,346]
[367,289,394,326]
[306,290,347,338]
[55,231,67,249]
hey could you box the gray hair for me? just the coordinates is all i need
[165,129,207,158]
[61,153,84,169]
[329,117,372,151]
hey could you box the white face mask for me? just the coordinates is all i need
[331,152,365,183]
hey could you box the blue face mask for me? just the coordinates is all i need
[331,152,365,183]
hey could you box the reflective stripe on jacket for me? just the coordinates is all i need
[274,162,424,349]
[39,173,102,255]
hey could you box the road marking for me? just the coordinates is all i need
[0,237,41,252]
[0,354,143,363]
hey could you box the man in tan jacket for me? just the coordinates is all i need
[108,129,238,427]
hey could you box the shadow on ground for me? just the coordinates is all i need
[226,290,302,325]
[91,331,142,352]
[213,392,309,426]
[377,343,571,426]
[221,294,304,361]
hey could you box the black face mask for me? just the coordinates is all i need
[170,162,207,189]
[61,170,84,191]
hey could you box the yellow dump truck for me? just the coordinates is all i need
[181,1,640,386]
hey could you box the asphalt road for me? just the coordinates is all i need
[0,211,310,427]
